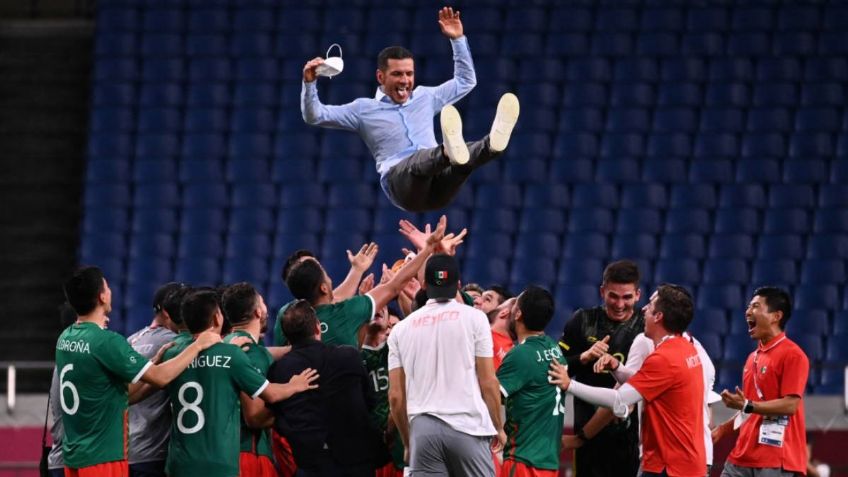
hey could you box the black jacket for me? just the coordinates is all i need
[267,339,379,470]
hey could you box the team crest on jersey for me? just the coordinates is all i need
[760,366,767,374]
[129,356,137,363]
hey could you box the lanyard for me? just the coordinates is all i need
[752,335,786,399]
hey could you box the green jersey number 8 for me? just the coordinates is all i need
[59,364,79,415]
[177,381,205,434]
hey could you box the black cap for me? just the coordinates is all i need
[153,282,184,313]
[425,254,460,300]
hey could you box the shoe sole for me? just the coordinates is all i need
[489,93,520,152]
[440,104,469,166]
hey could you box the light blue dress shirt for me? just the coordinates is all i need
[301,36,477,180]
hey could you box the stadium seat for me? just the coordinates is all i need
[757,234,804,260]
[186,82,229,107]
[128,233,174,259]
[715,208,760,234]
[697,285,744,311]
[572,184,618,209]
[763,209,810,234]
[806,234,848,259]
[722,334,755,364]
[227,160,272,185]
[610,83,655,108]
[563,233,610,259]
[747,108,792,132]
[621,184,667,209]
[665,208,712,234]
[518,209,566,235]
[510,258,557,291]
[230,208,274,234]
[324,208,371,234]
[466,234,513,260]
[557,258,603,286]
[704,259,749,285]
[670,184,716,209]
[523,185,569,209]
[689,310,728,336]
[736,159,782,184]
[642,158,687,184]
[699,107,744,132]
[223,258,270,285]
[751,259,798,287]
[463,257,509,287]
[554,285,599,312]
[471,209,517,234]
[653,258,700,286]
[175,258,221,285]
[568,208,615,234]
[795,285,840,310]
[689,159,734,184]
[659,234,705,259]
[127,258,172,286]
[273,233,319,259]
[814,209,848,233]
[801,259,846,284]
[709,234,755,259]
[615,209,662,235]
[653,109,697,133]
[611,233,657,259]
[549,6,593,32]
[817,368,845,394]
[704,84,749,108]
[179,208,227,234]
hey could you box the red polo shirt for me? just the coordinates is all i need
[492,330,514,371]
[628,336,706,477]
[727,333,809,474]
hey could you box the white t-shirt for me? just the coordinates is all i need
[388,299,496,437]
[626,332,717,465]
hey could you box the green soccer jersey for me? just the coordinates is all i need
[223,330,274,458]
[361,342,405,469]
[163,339,269,477]
[55,322,151,468]
[497,334,566,471]
[361,343,390,429]
[316,295,374,347]
[173,330,193,346]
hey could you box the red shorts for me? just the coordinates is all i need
[271,430,297,477]
[64,460,128,477]
[239,452,276,477]
[375,461,404,477]
[499,460,558,477]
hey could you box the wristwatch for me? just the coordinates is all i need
[743,400,755,414]
[575,429,590,442]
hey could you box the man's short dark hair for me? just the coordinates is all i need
[754,286,793,330]
[654,284,694,334]
[281,249,315,282]
[222,282,259,326]
[282,300,319,345]
[163,285,192,325]
[58,302,78,329]
[63,266,105,316]
[488,285,513,304]
[181,290,221,334]
[518,285,555,332]
[286,259,325,304]
[602,260,641,287]
[378,46,414,71]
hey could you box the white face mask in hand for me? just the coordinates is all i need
[315,43,344,78]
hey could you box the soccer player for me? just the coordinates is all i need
[549,284,707,477]
[557,260,645,477]
[497,286,564,477]
[273,244,378,346]
[301,7,520,212]
[487,297,516,371]
[712,287,809,477]
[126,282,181,477]
[284,216,446,347]
[362,307,405,477]
[56,267,221,476]
[221,283,278,477]
[162,289,319,477]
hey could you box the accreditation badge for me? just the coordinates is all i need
[758,415,789,447]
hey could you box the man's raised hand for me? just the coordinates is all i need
[347,242,378,272]
[437,6,463,40]
[425,215,448,249]
[302,56,325,82]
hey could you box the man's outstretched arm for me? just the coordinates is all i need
[301,57,360,130]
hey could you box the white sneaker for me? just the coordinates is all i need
[440,104,469,166]
[489,93,520,152]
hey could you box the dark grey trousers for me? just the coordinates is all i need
[408,414,494,477]
[383,137,500,212]
[720,462,800,477]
